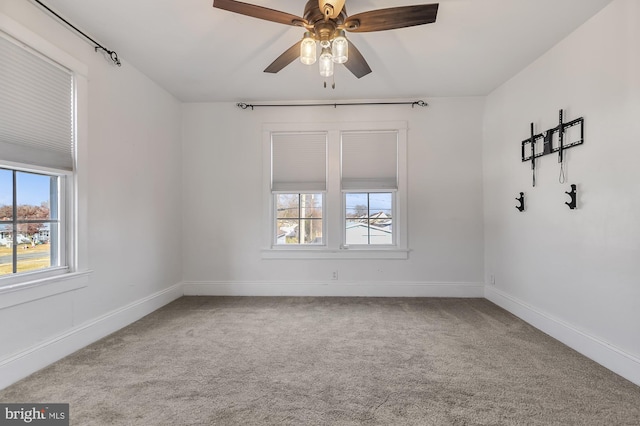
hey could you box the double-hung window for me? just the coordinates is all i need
[0,29,75,284]
[271,132,327,245]
[341,131,398,247]
[264,121,407,259]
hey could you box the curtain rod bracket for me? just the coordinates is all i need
[34,0,122,67]
[94,46,121,67]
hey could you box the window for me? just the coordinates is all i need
[341,130,398,247]
[263,121,407,259]
[0,29,76,285]
[270,132,327,246]
[0,168,66,276]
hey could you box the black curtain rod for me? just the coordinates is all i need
[237,100,428,110]
[33,0,121,66]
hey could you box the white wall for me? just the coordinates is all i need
[182,98,486,296]
[0,1,183,387]
[483,0,640,384]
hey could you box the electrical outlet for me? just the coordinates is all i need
[490,274,495,285]
[332,270,338,280]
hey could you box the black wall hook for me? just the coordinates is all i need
[515,192,525,212]
[565,184,577,209]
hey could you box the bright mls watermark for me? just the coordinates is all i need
[0,404,68,425]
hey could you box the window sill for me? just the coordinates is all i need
[0,270,92,309]
[261,248,409,260]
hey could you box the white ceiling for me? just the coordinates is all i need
[38,0,613,102]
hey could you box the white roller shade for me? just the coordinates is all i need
[271,132,327,192]
[341,131,398,190]
[0,33,74,171]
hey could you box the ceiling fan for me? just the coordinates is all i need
[213,0,439,81]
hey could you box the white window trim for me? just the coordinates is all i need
[262,121,408,260]
[0,13,90,298]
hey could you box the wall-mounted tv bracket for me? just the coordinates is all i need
[521,110,584,186]
[515,192,525,212]
[565,184,577,210]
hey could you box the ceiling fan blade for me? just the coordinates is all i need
[213,0,306,27]
[264,41,302,74]
[343,40,371,79]
[344,4,439,33]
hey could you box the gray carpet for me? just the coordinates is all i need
[1,297,639,425]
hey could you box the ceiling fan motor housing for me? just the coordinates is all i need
[305,0,346,42]
[318,0,346,19]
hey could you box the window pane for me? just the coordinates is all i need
[345,193,368,219]
[17,223,54,272]
[276,219,299,244]
[0,169,11,275]
[301,219,323,244]
[16,171,53,220]
[345,192,393,245]
[0,168,12,222]
[0,245,10,275]
[369,193,392,219]
[302,193,322,218]
[275,193,323,245]
[276,194,299,219]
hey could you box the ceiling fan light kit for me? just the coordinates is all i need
[300,32,317,65]
[331,31,348,64]
[319,47,334,77]
[301,29,348,77]
[213,0,438,83]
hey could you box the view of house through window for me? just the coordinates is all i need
[276,193,323,244]
[0,168,61,276]
[345,192,393,245]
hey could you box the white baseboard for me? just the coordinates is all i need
[485,285,640,387]
[183,281,485,298]
[0,282,183,390]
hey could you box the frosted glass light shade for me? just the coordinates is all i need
[319,47,334,77]
[332,32,348,64]
[300,33,317,65]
